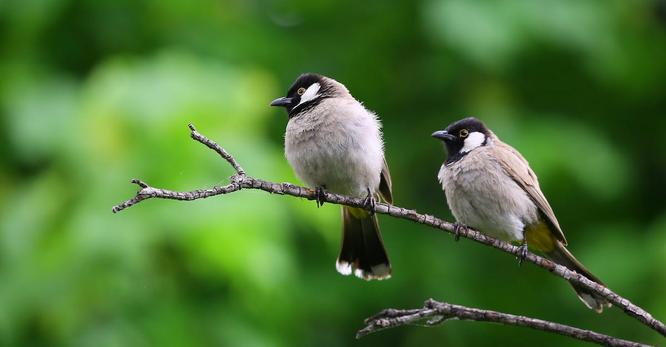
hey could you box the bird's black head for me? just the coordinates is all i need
[270,73,337,118]
[432,117,491,164]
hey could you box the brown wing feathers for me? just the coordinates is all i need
[494,141,568,245]
[378,158,393,204]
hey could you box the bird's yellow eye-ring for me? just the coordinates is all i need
[297,87,306,96]
[459,129,469,138]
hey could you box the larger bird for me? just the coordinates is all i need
[271,73,393,280]
[432,117,610,312]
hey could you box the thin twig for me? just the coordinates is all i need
[357,299,651,347]
[188,124,245,175]
[111,124,665,345]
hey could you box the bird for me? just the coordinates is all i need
[270,73,393,280]
[432,117,611,312]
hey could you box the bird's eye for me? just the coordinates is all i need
[459,129,469,138]
[297,87,306,96]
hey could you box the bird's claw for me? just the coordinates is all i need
[315,186,326,208]
[517,242,528,265]
[452,223,468,241]
[363,188,376,215]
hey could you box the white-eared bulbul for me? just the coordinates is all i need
[271,73,393,280]
[433,117,611,312]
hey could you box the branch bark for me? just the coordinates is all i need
[112,124,665,346]
[358,299,650,347]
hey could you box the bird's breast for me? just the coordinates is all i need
[284,100,384,197]
[439,148,538,242]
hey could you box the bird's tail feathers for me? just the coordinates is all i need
[546,242,611,313]
[337,206,391,280]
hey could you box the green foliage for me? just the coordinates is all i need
[1,0,665,346]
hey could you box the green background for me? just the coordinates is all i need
[1,0,665,346]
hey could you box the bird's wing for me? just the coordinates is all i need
[493,141,567,245]
[378,158,393,204]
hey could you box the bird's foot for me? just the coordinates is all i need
[363,188,376,215]
[517,241,528,266]
[452,223,468,241]
[315,186,326,208]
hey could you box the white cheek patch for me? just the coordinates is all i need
[461,131,486,153]
[296,82,321,107]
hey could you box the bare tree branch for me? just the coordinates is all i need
[358,299,651,347]
[111,124,665,345]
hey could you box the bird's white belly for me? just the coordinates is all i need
[439,151,538,242]
[285,122,382,198]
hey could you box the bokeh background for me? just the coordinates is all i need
[1,0,666,346]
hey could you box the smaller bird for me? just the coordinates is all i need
[270,73,393,280]
[432,117,611,312]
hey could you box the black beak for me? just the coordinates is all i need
[270,97,294,107]
[432,130,456,141]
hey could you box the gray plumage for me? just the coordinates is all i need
[440,141,538,242]
[284,94,385,198]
